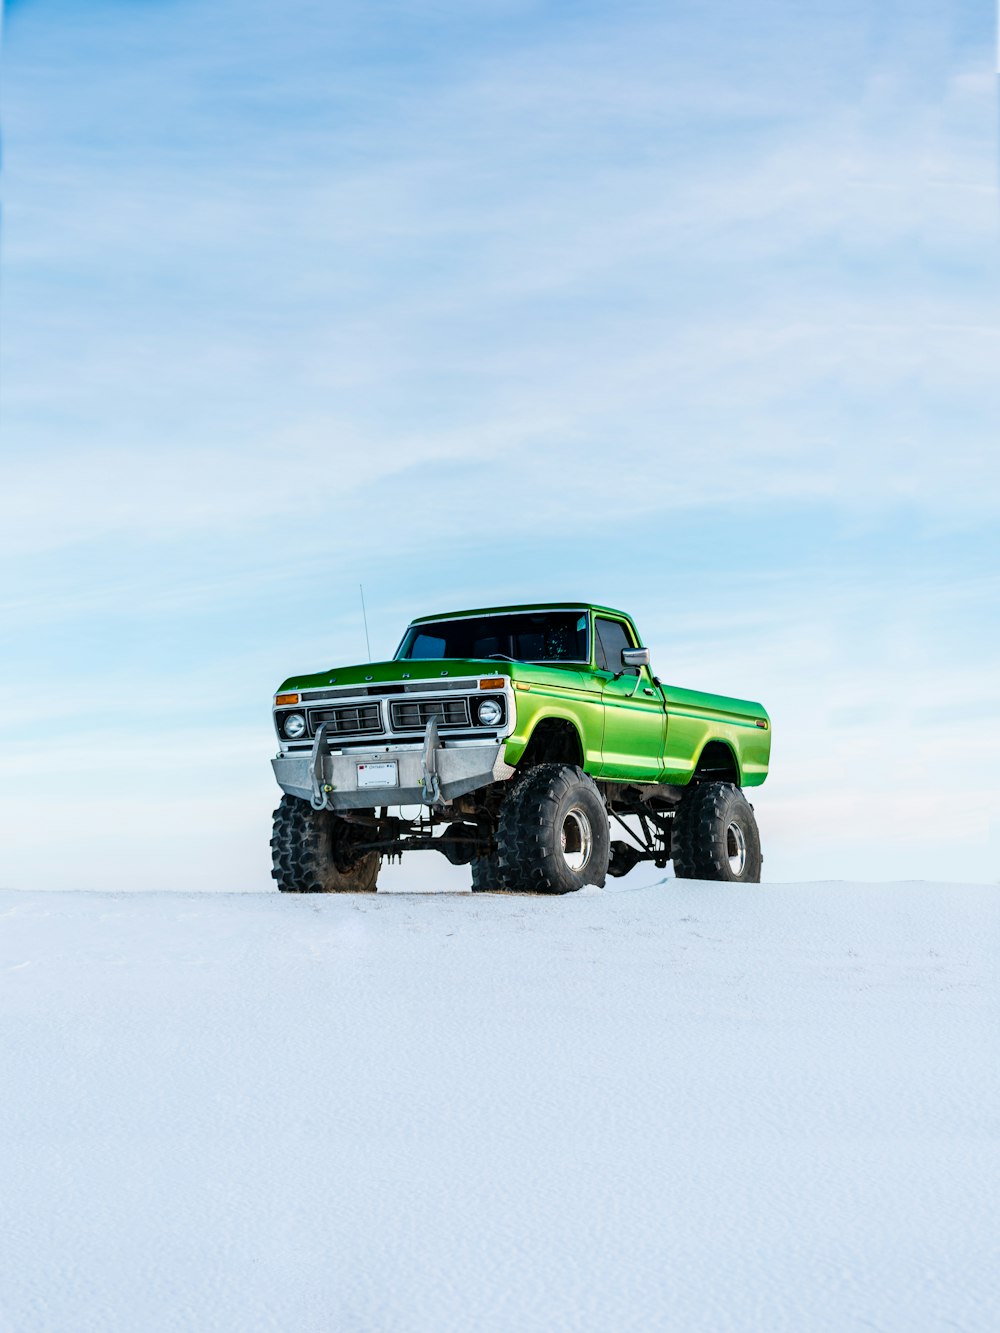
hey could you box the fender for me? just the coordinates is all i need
[504,699,595,770]
[690,737,742,786]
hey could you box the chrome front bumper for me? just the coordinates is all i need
[272,719,515,812]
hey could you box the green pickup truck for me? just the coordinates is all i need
[270,602,770,894]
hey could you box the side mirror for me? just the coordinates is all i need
[622,647,650,669]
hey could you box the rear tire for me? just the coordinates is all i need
[271,795,380,893]
[671,781,761,882]
[496,763,610,895]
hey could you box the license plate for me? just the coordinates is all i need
[357,761,398,789]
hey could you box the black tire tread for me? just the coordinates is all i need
[271,794,380,893]
[671,781,761,883]
[496,762,609,895]
[470,852,508,893]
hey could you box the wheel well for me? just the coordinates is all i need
[518,718,583,769]
[693,740,740,785]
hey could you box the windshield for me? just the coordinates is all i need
[396,611,589,664]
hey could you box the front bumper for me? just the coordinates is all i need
[272,730,515,811]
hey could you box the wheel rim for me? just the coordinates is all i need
[560,806,593,873]
[726,820,747,876]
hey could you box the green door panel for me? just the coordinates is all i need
[595,670,666,779]
[592,614,666,780]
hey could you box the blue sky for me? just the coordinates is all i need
[1,0,998,889]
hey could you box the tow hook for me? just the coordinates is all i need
[420,715,443,807]
[310,721,333,810]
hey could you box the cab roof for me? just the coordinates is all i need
[409,602,632,625]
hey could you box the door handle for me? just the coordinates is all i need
[643,688,655,696]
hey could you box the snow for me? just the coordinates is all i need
[2,878,997,1332]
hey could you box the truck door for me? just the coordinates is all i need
[594,616,665,780]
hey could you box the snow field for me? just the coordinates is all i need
[1,879,997,1332]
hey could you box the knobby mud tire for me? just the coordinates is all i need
[469,852,510,893]
[496,762,610,895]
[671,781,762,883]
[271,794,380,893]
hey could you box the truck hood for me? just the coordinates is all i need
[277,659,516,693]
[276,658,598,694]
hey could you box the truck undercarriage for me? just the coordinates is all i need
[325,777,686,876]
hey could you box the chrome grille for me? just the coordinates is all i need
[389,697,470,731]
[310,702,382,735]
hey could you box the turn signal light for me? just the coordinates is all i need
[478,677,505,689]
[275,693,300,706]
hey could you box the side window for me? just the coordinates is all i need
[595,618,637,674]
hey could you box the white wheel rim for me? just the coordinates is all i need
[560,807,593,873]
[726,821,747,876]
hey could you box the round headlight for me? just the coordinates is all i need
[477,697,503,727]
[282,712,307,739]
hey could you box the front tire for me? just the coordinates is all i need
[271,795,380,893]
[671,781,762,882]
[496,763,610,894]
[470,851,509,893]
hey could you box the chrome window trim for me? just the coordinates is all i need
[409,605,590,622]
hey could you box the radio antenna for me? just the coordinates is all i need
[359,583,372,662]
